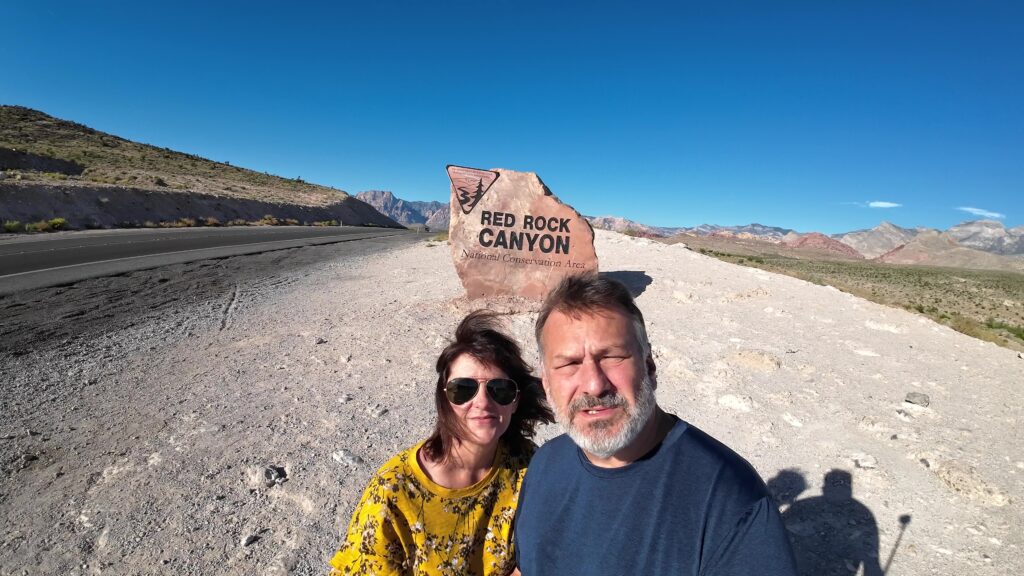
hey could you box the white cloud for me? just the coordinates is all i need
[957,206,1005,219]
[868,201,901,208]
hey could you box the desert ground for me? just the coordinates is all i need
[1,230,1021,575]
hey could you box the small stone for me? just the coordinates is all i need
[315,337,328,345]
[25,429,40,437]
[368,405,388,418]
[339,394,353,404]
[242,534,259,547]
[905,392,930,407]
[332,449,364,467]
[262,466,287,487]
[853,454,878,469]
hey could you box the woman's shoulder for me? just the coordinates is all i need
[365,444,422,484]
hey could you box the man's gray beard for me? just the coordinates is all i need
[556,373,657,459]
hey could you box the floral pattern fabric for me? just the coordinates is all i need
[329,440,531,576]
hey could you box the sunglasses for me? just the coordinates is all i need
[445,377,519,406]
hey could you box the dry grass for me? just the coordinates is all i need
[696,248,1024,351]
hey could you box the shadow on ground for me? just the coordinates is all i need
[767,468,912,576]
[600,270,652,298]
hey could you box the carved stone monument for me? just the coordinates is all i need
[447,165,598,298]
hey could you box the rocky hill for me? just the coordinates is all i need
[690,223,794,241]
[833,221,924,259]
[784,232,864,259]
[946,220,1024,256]
[585,215,682,237]
[0,106,401,229]
[356,190,450,230]
[875,230,1024,272]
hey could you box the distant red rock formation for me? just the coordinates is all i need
[784,232,864,258]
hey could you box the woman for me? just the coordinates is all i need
[329,310,553,575]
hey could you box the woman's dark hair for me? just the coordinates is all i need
[422,310,554,463]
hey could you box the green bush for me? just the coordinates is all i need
[3,220,24,233]
[48,217,67,230]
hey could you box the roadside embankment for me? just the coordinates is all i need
[0,181,403,230]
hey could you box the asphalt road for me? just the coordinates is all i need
[0,226,416,295]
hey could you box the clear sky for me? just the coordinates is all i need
[3,1,1021,234]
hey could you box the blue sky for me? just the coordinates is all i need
[2,1,1021,234]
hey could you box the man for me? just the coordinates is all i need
[515,274,798,575]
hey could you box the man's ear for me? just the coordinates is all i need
[646,353,657,389]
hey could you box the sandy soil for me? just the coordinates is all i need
[1,230,1021,575]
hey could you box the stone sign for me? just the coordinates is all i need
[447,165,598,298]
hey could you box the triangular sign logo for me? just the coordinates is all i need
[447,165,500,215]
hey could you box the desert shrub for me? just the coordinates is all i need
[26,220,52,232]
[177,218,197,227]
[430,232,449,242]
[154,176,168,187]
[284,218,300,226]
[257,214,279,226]
[985,318,1024,340]
[203,217,221,227]
[143,221,158,228]
[3,220,24,233]
[227,219,249,227]
[48,217,67,230]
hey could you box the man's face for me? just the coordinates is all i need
[540,307,656,459]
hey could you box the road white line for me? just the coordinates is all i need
[0,233,396,279]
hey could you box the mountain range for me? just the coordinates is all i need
[354,190,449,230]
[367,192,1022,272]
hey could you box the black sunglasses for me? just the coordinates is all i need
[445,377,519,406]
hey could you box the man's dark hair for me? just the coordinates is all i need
[534,273,650,360]
[423,310,554,463]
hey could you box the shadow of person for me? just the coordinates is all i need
[771,469,883,576]
[599,271,652,298]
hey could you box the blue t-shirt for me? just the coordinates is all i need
[515,416,798,576]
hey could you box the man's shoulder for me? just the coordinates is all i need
[669,419,769,500]
[525,433,577,473]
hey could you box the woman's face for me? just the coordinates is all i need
[447,354,519,449]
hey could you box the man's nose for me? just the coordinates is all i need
[578,358,613,396]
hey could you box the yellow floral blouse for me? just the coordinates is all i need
[328,440,531,576]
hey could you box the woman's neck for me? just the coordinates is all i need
[419,439,499,489]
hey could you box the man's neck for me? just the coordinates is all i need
[583,407,673,468]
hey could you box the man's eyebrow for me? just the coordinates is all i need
[550,344,633,361]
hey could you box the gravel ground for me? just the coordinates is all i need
[1,230,1021,575]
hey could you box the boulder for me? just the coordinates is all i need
[447,166,598,298]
